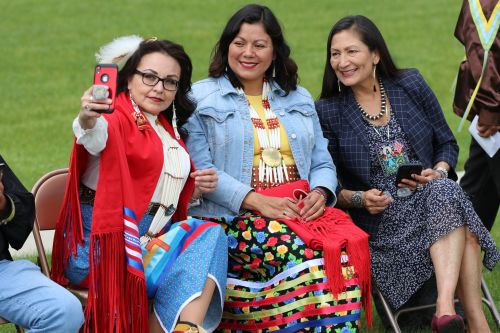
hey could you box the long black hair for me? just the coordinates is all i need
[209,4,298,95]
[117,39,195,130]
[319,15,399,99]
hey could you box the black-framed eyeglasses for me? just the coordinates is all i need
[134,70,179,91]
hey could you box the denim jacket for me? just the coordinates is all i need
[184,76,337,217]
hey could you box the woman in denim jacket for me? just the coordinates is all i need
[185,4,369,332]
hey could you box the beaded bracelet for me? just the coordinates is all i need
[312,187,328,202]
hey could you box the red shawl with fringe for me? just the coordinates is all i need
[257,180,372,326]
[51,93,195,333]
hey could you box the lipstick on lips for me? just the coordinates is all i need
[240,62,257,69]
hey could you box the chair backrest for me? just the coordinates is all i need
[31,168,68,276]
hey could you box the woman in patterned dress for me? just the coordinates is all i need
[315,15,500,333]
[51,37,228,333]
[185,4,369,333]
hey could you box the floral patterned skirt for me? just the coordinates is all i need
[205,213,362,333]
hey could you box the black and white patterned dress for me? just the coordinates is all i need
[363,115,500,309]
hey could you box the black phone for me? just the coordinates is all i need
[93,64,118,113]
[395,163,423,186]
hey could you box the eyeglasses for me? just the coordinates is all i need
[134,70,179,91]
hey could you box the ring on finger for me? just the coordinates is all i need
[84,104,91,111]
[283,211,287,216]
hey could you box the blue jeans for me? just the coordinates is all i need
[0,259,84,332]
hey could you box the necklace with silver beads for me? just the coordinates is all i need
[356,79,387,121]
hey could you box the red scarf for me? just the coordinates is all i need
[257,180,372,326]
[51,93,195,333]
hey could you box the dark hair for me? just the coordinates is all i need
[117,39,195,131]
[319,15,399,99]
[209,4,298,94]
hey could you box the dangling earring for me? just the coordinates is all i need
[337,79,342,93]
[171,101,180,140]
[130,94,148,130]
[272,62,276,78]
[373,65,377,92]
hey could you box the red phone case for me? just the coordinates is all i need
[93,64,118,113]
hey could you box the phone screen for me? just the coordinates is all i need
[395,163,423,186]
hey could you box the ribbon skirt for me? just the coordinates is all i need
[204,214,362,333]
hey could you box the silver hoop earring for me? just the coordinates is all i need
[338,79,342,93]
[373,65,377,92]
[272,62,276,78]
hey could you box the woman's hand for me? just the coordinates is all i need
[399,168,442,190]
[363,189,393,215]
[299,190,326,222]
[191,168,218,199]
[79,86,112,130]
[242,192,301,220]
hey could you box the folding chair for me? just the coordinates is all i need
[375,278,500,333]
[31,168,88,306]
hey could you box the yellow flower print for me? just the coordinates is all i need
[265,252,274,261]
[268,220,282,233]
[277,245,288,254]
[242,230,252,240]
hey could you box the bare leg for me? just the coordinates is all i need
[179,278,216,325]
[430,226,465,316]
[149,311,163,333]
[149,278,217,333]
[456,228,491,333]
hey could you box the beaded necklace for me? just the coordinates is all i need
[237,80,289,184]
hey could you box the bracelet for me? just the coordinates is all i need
[433,167,448,179]
[312,187,328,202]
[189,195,203,206]
[351,191,364,208]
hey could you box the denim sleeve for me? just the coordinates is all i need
[185,112,253,214]
[307,108,338,206]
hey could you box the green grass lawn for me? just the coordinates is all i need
[0,0,498,332]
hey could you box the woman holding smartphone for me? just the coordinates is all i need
[51,36,227,333]
[315,16,499,333]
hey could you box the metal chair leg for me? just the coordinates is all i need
[481,277,500,328]
[375,286,401,333]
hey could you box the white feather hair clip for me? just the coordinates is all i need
[95,35,144,68]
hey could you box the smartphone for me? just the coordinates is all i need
[93,63,118,113]
[395,163,423,186]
